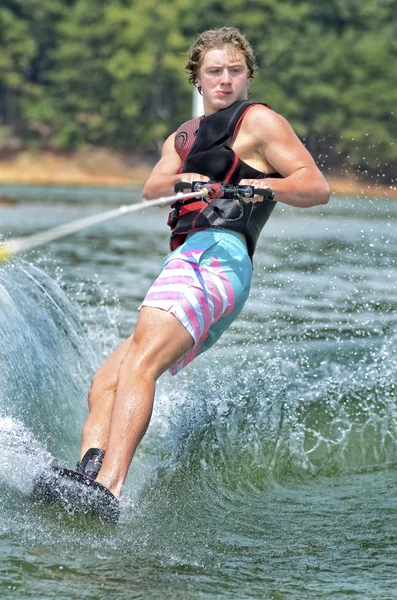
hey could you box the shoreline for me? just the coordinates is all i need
[0,149,396,199]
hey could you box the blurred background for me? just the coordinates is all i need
[0,0,396,192]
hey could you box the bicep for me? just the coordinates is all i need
[256,111,320,178]
[149,133,182,177]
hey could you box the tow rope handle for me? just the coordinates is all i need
[174,181,275,202]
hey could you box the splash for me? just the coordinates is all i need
[0,415,52,494]
[0,259,96,473]
[140,337,397,500]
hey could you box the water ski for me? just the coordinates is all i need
[32,465,120,524]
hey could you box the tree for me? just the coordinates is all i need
[0,0,395,179]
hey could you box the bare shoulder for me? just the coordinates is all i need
[161,132,177,155]
[243,104,294,139]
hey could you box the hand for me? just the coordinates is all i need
[239,178,274,203]
[179,173,210,184]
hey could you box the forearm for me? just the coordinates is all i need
[265,167,330,208]
[142,174,182,200]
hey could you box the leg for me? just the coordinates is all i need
[80,335,134,460]
[95,306,194,498]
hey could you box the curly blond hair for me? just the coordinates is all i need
[186,27,257,89]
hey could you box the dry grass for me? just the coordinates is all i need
[327,175,397,199]
[0,149,152,187]
[0,150,396,198]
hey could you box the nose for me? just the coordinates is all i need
[220,69,232,84]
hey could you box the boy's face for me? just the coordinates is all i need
[197,46,250,114]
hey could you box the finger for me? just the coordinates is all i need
[180,173,210,183]
[239,179,256,187]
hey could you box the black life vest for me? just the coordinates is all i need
[168,100,282,258]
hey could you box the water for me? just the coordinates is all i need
[0,185,397,599]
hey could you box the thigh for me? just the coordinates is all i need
[93,305,194,391]
[127,306,195,379]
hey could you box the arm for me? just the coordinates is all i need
[240,106,330,208]
[142,133,209,200]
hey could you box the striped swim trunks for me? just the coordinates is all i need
[140,228,252,375]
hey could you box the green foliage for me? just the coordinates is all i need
[0,0,396,177]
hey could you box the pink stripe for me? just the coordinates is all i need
[152,275,192,286]
[145,291,184,302]
[191,284,211,335]
[181,303,201,340]
[166,258,191,269]
[168,255,212,335]
[205,277,223,322]
[211,257,235,316]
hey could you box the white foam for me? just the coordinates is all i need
[0,415,53,494]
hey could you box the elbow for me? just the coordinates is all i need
[142,181,152,201]
[319,180,331,205]
[312,179,330,206]
[300,181,330,208]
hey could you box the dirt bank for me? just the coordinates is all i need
[0,149,396,198]
[0,150,150,188]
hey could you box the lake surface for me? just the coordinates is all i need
[0,184,397,599]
